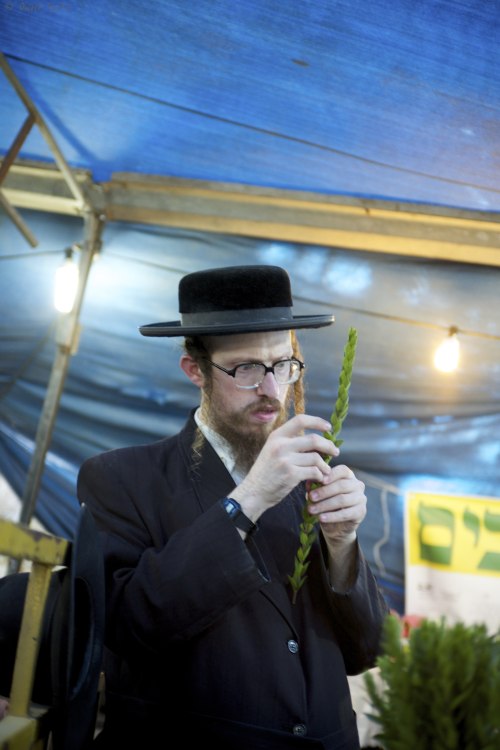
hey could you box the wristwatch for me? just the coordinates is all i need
[221,497,257,536]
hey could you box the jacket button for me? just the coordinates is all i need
[287,639,299,654]
[292,724,307,736]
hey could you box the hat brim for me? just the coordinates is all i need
[139,314,334,337]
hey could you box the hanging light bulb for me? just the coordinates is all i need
[434,326,460,373]
[54,246,79,313]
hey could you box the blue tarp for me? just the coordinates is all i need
[1,1,499,610]
[1,210,499,611]
[1,0,499,208]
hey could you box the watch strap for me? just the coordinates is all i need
[221,497,257,535]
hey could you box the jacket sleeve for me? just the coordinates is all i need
[77,446,268,656]
[317,534,390,674]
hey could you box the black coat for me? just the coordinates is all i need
[77,411,389,749]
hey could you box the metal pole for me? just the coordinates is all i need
[17,211,105,531]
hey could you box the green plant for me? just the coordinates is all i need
[288,326,358,603]
[364,613,500,750]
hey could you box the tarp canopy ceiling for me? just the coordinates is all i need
[1,0,499,611]
[1,0,500,209]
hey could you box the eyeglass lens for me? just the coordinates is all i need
[234,359,300,386]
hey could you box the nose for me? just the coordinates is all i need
[256,370,281,398]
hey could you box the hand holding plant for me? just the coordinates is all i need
[288,326,358,603]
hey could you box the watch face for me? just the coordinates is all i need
[223,498,240,516]
[221,498,256,535]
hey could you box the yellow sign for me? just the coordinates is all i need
[406,492,500,578]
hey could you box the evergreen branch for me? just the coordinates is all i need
[288,327,358,603]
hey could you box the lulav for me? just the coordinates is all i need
[288,326,358,603]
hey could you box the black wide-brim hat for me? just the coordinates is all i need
[0,504,104,750]
[139,265,334,337]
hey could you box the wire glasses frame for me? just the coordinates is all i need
[203,357,305,389]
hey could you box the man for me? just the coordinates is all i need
[77,265,389,749]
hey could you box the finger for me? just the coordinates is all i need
[277,413,332,437]
[314,491,366,515]
[277,455,332,488]
[287,433,340,459]
[328,463,356,480]
[308,479,367,508]
[318,507,357,524]
[318,503,367,526]
[315,491,367,520]
[312,480,364,502]
[308,467,359,494]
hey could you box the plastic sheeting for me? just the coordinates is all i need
[1,0,499,609]
[1,0,499,210]
[1,210,499,610]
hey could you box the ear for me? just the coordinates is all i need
[180,355,205,388]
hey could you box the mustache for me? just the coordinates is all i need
[246,397,282,414]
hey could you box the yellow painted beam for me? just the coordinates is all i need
[2,160,500,267]
[0,713,49,750]
[0,521,69,717]
[0,519,68,566]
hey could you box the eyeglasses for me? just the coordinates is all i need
[204,357,305,389]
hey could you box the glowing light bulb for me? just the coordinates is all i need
[54,248,79,313]
[434,327,460,373]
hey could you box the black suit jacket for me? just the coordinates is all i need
[77,411,388,749]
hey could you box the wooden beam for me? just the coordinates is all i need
[1,161,96,216]
[104,173,500,267]
[2,161,500,267]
